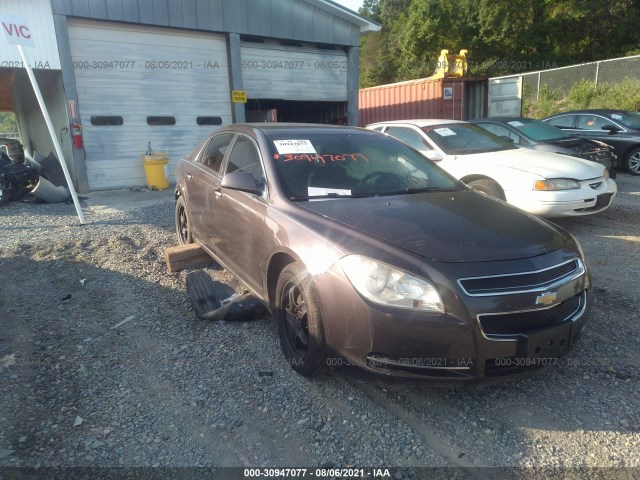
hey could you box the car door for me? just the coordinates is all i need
[546,115,578,131]
[213,134,269,295]
[187,132,234,246]
[575,114,629,152]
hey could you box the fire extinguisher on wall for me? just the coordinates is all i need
[71,122,83,149]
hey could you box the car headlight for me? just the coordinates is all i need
[533,179,580,191]
[339,255,444,312]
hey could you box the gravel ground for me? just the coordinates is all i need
[1,174,639,478]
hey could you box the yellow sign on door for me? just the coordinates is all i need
[232,90,247,103]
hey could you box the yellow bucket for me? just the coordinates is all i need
[141,152,169,190]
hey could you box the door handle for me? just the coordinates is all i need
[214,187,222,198]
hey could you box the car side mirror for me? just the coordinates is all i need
[221,171,264,195]
[424,150,443,161]
[500,135,515,143]
[601,124,621,133]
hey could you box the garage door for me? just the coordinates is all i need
[241,42,348,101]
[68,21,232,190]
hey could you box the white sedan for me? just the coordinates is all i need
[367,119,617,217]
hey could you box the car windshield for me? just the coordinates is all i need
[266,132,461,199]
[608,111,640,129]
[505,118,568,141]
[421,123,517,154]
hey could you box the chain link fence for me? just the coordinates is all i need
[493,55,640,100]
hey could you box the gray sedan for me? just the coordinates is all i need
[174,123,591,380]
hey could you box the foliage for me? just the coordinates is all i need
[0,112,19,138]
[359,0,640,87]
[526,84,564,119]
[525,79,640,118]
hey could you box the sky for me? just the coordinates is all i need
[333,0,365,13]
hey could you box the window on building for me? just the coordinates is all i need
[90,116,123,126]
[147,116,176,126]
[196,116,223,126]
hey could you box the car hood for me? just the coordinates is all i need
[296,190,567,263]
[459,148,605,179]
[541,136,607,152]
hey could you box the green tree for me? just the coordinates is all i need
[359,0,411,87]
[0,113,18,137]
[358,0,640,87]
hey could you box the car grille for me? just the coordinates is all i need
[575,193,614,212]
[458,259,582,296]
[478,292,584,337]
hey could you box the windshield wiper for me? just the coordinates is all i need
[377,187,459,196]
[406,187,454,193]
[289,192,376,201]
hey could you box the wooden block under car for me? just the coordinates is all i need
[164,243,213,272]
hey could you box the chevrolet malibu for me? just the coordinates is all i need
[175,124,591,380]
[367,119,617,217]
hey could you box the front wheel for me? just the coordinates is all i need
[175,195,193,245]
[275,262,327,377]
[466,178,504,200]
[625,148,640,175]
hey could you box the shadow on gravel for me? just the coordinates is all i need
[1,242,638,469]
[0,252,265,467]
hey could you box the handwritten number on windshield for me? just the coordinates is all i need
[274,153,369,163]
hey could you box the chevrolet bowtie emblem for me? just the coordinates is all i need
[536,291,557,306]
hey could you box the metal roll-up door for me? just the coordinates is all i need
[241,42,348,101]
[68,20,232,190]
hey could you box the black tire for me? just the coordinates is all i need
[625,148,640,176]
[175,195,193,245]
[275,262,327,377]
[466,178,504,199]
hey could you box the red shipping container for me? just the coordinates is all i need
[359,76,488,126]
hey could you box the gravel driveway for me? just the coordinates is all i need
[1,175,639,478]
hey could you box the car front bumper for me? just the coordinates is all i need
[313,252,591,381]
[505,178,617,217]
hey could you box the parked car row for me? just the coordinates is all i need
[367,119,617,218]
[173,110,637,380]
[469,117,616,175]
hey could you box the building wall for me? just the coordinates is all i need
[0,0,62,69]
[50,0,362,46]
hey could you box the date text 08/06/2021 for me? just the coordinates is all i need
[243,468,391,478]
[70,59,347,70]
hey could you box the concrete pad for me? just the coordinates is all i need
[83,187,174,215]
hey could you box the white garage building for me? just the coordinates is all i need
[2,0,378,192]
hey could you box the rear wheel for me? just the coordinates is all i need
[466,178,504,200]
[175,195,193,244]
[625,148,640,175]
[275,262,327,377]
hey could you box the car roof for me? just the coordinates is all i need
[547,109,632,116]
[367,119,468,127]
[471,117,534,123]
[214,123,371,136]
